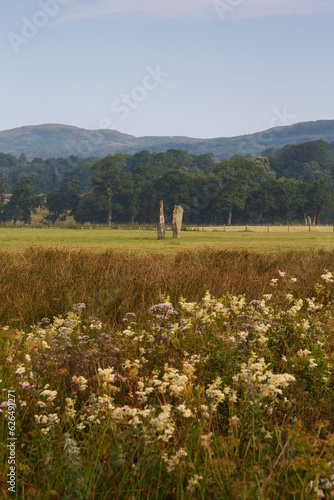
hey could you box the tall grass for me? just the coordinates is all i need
[1,249,334,498]
[0,247,334,330]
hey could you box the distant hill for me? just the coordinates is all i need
[1,120,334,160]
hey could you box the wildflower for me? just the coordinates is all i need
[287,298,303,317]
[285,293,293,301]
[263,294,272,301]
[297,349,312,358]
[97,367,116,384]
[229,390,238,403]
[149,303,173,313]
[41,427,50,434]
[40,390,57,402]
[179,298,197,313]
[290,277,297,283]
[163,366,188,396]
[270,278,278,287]
[176,404,193,418]
[151,405,175,442]
[278,271,286,277]
[65,398,76,419]
[249,299,263,309]
[25,354,31,363]
[200,433,213,452]
[206,377,225,402]
[201,405,210,419]
[300,319,310,330]
[15,365,25,375]
[72,375,88,391]
[230,415,240,426]
[90,319,102,330]
[187,475,203,492]
[309,358,318,369]
[163,448,187,473]
[321,271,334,283]
[306,298,323,312]
[64,432,82,467]
[72,303,86,310]
[38,318,50,326]
[237,330,248,340]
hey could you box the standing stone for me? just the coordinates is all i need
[172,205,184,238]
[157,200,166,239]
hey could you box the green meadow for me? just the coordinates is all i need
[1,225,334,253]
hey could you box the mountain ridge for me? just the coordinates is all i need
[1,120,334,160]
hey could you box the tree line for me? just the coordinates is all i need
[1,140,334,226]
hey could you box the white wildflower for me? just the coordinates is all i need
[72,375,88,391]
[163,448,187,473]
[40,390,57,402]
[321,270,334,283]
[187,474,203,492]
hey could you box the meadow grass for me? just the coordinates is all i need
[1,248,334,498]
[1,226,334,254]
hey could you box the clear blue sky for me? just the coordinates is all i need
[1,0,334,138]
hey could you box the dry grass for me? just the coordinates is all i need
[1,246,333,330]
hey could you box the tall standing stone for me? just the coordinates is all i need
[172,205,183,238]
[157,200,166,239]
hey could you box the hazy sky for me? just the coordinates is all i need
[1,0,334,138]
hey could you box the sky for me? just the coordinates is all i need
[1,0,334,138]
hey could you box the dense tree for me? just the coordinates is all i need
[308,180,334,225]
[246,179,277,225]
[2,144,334,226]
[155,166,194,221]
[74,192,108,224]
[212,157,264,225]
[6,176,43,224]
[271,178,306,225]
[0,178,8,221]
[270,140,334,182]
[45,181,81,225]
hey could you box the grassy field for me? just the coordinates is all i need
[1,225,334,253]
